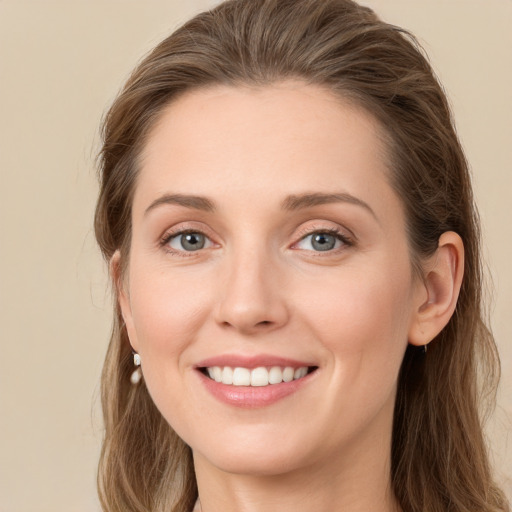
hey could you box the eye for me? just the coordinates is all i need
[294,231,348,252]
[167,231,213,252]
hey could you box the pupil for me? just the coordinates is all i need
[182,233,205,251]
[312,233,335,251]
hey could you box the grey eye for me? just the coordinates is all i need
[169,232,209,251]
[310,233,337,251]
[295,232,343,252]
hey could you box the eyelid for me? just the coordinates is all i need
[290,223,355,252]
[294,221,354,240]
[159,222,218,254]
[169,231,213,251]
[157,220,354,255]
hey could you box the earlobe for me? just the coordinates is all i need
[110,250,138,351]
[408,231,464,347]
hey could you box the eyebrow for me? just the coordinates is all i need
[282,192,377,219]
[144,193,216,216]
[144,191,377,220]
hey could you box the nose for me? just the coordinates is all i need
[215,245,289,335]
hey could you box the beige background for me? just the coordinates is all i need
[0,1,510,511]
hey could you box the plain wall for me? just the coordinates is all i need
[0,1,510,510]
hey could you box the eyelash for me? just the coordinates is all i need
[160,225,354,256]
[160,229,213,257]
[292,226,354,252]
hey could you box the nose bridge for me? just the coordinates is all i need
[215,236,288,333]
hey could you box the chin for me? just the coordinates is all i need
[190,424,320,477]
[199,447,307,477]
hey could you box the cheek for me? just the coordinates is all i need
[289,262,413,443]
[304,262,412,339]
[297,259,414,391]
[131,256,202,322]
[126,267,215,427]
[127,264,213,370]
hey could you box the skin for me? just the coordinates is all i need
[117,82,464,512]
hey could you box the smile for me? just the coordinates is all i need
[196,355,318,407]
[204,366,310,386]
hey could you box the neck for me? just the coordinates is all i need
[193,417,399,512]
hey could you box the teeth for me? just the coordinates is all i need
[212,366,222,383]
[268,366,283,384]
[294,367,308,379]
[282,367,294,382]
[251,367,269,386]
[205,366,310,386]
[232,367,251,386]
[221,366,233,385]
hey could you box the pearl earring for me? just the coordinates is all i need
[131,352,142,385]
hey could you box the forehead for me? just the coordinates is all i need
[133,81,397,218]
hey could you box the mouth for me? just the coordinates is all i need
[195,355,319,407]
[200,365,318,387]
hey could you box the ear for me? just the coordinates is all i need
[408,231,464,347]
[110,250,139,352]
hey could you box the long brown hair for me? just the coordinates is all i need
[94,1,509,511]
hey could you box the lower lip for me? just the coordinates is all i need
[198,370,315,408]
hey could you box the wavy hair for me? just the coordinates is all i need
[94,1,509,510]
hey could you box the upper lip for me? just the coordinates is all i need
[195,354,316,369]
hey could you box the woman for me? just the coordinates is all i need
[94,0,509,511]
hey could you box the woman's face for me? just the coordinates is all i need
[120,82,426,476]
